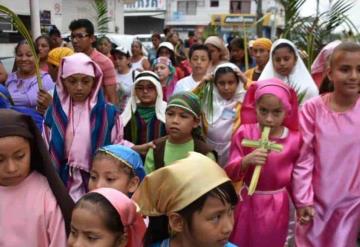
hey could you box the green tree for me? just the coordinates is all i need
[92,0,111,33]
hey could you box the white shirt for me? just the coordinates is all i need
[173,74,199,94]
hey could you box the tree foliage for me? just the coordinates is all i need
[92,0,111,33]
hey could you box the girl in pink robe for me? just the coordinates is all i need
[292,42,360,247]
[225,78,301,247]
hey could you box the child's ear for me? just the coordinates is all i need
[127,176,140,194]
[192,117,200,129]
[116,231,128,247]
[168,212,185,234]
[326,66,333,82]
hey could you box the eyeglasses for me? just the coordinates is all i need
[135,85,156,91]
[70,33,89,41]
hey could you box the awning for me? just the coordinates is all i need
[124,11,165,19]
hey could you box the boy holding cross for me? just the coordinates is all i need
[225,78,302,247]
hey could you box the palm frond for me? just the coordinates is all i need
[0,5,42,88]
[92,0,111,33]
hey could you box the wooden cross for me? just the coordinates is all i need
[241,126,283,195]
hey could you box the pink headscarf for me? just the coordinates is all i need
[311,40,341,87]
[93,188,146,247]
[241,78,299,131]
[56,53,103,172]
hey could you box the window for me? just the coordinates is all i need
[177,1,197,15]
[0,14,14,32]
[210,0,219,7]
[230,0,251,13]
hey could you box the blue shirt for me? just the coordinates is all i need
[150,238,238,247]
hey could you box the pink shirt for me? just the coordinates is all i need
[0,171,67,247]
[90,49,116,86]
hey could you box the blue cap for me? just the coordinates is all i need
[97,144,146,181]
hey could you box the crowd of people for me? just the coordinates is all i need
[0,17,359,247]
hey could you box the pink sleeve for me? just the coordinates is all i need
[111,115,134,147]
[45,189,67,247]
[224,126,246,182]
[292,101,316,208]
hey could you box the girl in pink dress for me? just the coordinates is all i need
[225,78,301,247]
[292,42,360,247]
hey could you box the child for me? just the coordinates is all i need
[244,38,272,83]
[153,56,178,101]
[229,37,255,72]
[88,144,145,195]
[43,53,147,201]
[259,38,318,103]
[173,44,210,94]
[97,36,113,59]
[0,109,74,246]
[121,71,167,146]
[200,63,247,167]
[133,152,238,247]
[292,42,360,247]
[47,47,74,82]
[144,91,215,174]
[225,78,302,247]
[68,187,146,247]
[111,46,135,111]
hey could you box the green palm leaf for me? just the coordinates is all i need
[92,0,111,33]
[0,5,42,88]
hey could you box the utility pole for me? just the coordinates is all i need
[256,0,263,37]
[30,0,41,38]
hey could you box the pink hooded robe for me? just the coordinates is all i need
[225,78,302,247]
[292,94,360,247]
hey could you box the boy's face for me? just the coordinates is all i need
[190,50,210,77]
[89,158,139,194]
[0,136,31,186]
[327,51,360,97]
[134,80,158,106]
[165,107,199,142]
[253,46,270,67]
[63,74,95,102]
[230,47,244,62]
[71,27,95,53]
[171,196,234,247]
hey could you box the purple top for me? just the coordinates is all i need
[5,72,54,109]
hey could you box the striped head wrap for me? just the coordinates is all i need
[166,92,201,118]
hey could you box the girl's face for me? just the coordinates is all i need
[190,50,210,76]
[135,80,158,106]
[68,202,125,247]
[0,136,31,186]
[230,47,244,62]
[89,158,139,194]
[158,47,171,58]
[272,47,297,77]
[16,44,35,74]
[215,72,238,100]
[256,94,286,131]
[206,44,221,64]
[154,63,170,82]
[63,74,95,102]
[113,54,130,73]
[36,38,50,60]
[97,39,112,56]
[165,107,199,142]
[181,196,234,247]
[327,51,360,97]
[131,42,142,56]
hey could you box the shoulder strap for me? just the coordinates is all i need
[153,136,168,170]
[193,138,218,162]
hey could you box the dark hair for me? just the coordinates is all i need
[35,35,51,54]
[97,36,117,50]
[75,192,124,237]
[69,19,95,36]
[329,41,360,67]
[214,67,239,84]
[189,44,210,60]
[152,32,161,40]
[49,25,61,37]
[272,43,297,58]
[156,47,177,66]
[143,181,238,246]
[229,37,253,65]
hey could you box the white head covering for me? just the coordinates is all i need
[207,62,246,124]
[258,39,318,103]
[121,71,167,125]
